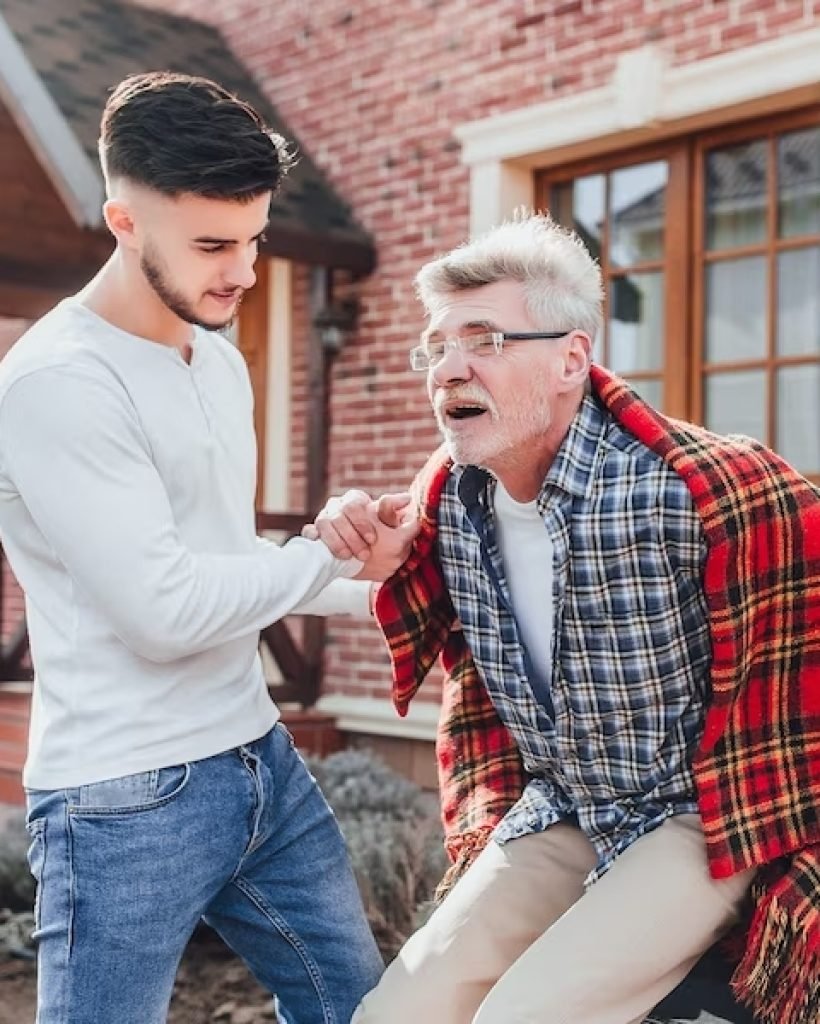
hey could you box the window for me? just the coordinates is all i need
[539,109,820,481]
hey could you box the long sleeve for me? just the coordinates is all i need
[294,577,372,618]
[0,366,356,662]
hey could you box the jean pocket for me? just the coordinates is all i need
[276,721,297,750]
[25,817,46,933]
[68,763,191,817]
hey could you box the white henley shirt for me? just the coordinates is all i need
[0,299,365,789]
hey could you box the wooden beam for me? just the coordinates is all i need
[261,225,375,277]
[255,511,307,535]
[260,620,308,689]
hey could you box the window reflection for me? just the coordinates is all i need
[705,371,766,443]
[706,140,768,250]
[609,272,663,373]
[705,257,766,363]
[624,377,662,408]
[551,175,605,264]
[777,247,820,358]
[778,126,820,238]
[776,365,820,475]
[609,161,667,267]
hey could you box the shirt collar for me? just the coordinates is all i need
[542,392,609,501]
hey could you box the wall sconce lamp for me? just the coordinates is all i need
[314,299,359,354]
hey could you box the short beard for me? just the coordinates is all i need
[140,244,241,332]
[435,376,554,470]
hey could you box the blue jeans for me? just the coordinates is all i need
[25,723,383,1024]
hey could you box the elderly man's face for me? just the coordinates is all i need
[424,279,583,485]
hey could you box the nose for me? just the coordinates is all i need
[430,343,473,387]
[228,247,257,290]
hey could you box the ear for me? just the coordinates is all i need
[557,330,591,393]
[102,198,138,251]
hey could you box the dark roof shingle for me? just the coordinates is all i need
[0,0,374,271]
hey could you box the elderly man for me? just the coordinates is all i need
[311,214,819,1024]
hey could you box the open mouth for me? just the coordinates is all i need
[447,404,487,420]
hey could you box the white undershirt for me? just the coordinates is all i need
[493,481,554,693]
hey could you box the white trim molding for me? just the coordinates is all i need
[0,14,104,228]
[455,28,820,235]
[316,693,439,742]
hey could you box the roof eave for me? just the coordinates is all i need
[0,13,104,230]
[261,224,376,276]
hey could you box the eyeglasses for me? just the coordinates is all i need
[409,330,572,371]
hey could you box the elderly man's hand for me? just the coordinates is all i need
[303,490,419,581]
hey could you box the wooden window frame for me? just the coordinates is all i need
[537,139,692,419]
[692,107,820,441]
[536,105,820,480]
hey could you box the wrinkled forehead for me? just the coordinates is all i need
[424,279,531,335]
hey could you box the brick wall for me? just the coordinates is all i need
[1,559,24,649]
[132,0,818,705]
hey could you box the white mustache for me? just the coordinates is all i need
[434,385,497,419]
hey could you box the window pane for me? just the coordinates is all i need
[609,161,668,267]
[705,257,766,363]
[609,272,663,373]
[776,365,820,475]
[777,247,820,357]
[706,140,768,250]
[551,175,605,264]
[778,126,820,238]
[704,370,766,442]
[625,377,663,410]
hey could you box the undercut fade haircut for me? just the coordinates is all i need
[99,71,294,201]
[415,211,604,344]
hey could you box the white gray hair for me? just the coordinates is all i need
[415,211,603,342]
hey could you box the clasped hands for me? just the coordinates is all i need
[303,490,419,582]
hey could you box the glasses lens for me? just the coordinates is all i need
[409,347,429,371]
[468,332,501,356]
[426,341,447,364]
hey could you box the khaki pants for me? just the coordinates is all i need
[352,814,754,1024]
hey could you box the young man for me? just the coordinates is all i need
[310,215,820,1024]
[0,73,416,1024]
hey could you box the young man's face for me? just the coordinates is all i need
[423,279,584,474]
[117,187,270,331]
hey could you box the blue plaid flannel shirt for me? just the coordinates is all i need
[437,394,711,884]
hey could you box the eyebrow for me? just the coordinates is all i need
[425,318,500,340]
[192,225,269,246]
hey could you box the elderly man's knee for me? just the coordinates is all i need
[350,974,423,1024]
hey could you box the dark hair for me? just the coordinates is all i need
[99,71,294,200]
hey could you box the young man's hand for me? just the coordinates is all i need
[303,490,419,581]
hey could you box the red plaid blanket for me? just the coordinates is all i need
[375,365,820,1024]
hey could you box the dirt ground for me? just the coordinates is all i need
[0,928,278,1024]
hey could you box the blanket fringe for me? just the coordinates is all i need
[731,891,819,1024]
[434,828,494,902]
